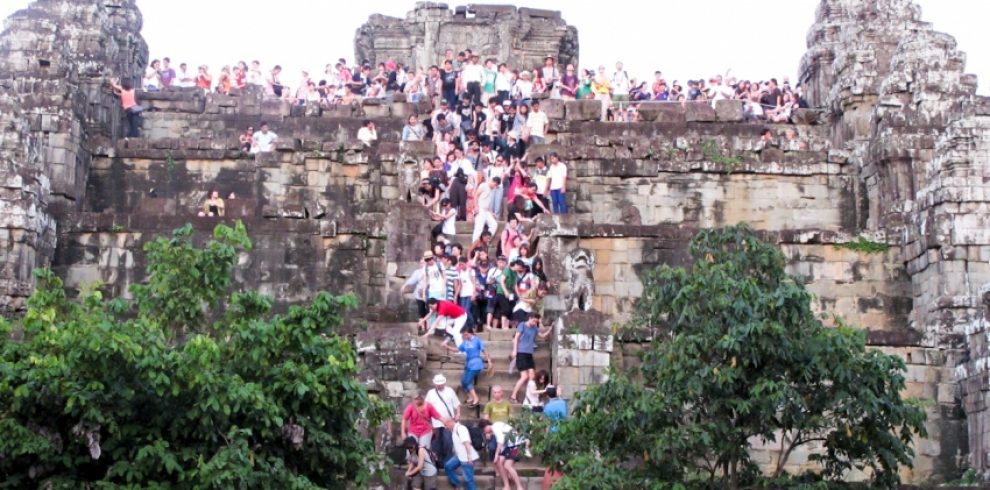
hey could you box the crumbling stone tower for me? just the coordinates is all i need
[0,0,147,311]
[355,2,579,70]
[802,0,990,477]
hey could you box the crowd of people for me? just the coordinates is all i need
[135,52,807,124]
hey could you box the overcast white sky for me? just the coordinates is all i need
[2,0,988,94]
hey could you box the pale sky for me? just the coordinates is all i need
[2,1,988,94]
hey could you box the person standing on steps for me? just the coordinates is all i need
[420,298,468,348]
[548,152,568,214]
[430,198,457,242]
[442,328,491,407]
[401,391,443,449]
[426,374,461,441]
[472,176,499,243]
[483,385,512,423]
[510,313,552,403]
[443,417,479,490]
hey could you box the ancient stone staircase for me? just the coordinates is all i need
[377,322,551,489]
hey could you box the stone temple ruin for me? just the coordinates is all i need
[3,0,990,484]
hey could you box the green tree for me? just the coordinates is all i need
[522,224,926,490]
[0,222,391,489]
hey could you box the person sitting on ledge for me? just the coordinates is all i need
[357,120,378,146]
[197,190,225,217]
[251,122,278,154]
[239,126,253,153]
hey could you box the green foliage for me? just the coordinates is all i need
[0,222,391,489]
[700,139,744,173]
[834,237,892,254]
[525,224,926,490]
[944,468,982,486]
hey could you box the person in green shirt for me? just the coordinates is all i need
[483,385,512,423]
[495,259,521,329]
[576,69,593,100]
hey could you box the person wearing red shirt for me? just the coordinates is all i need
[421,298,468,347]
[401,391,443,448]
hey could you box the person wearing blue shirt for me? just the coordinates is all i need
[445,328,491,407]
[542,385,567,432]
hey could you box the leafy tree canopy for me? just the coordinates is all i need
[519,224,926,490]
[0,222,391,489]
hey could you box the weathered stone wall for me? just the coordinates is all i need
[0,0,147,312]
[355,3,578,70]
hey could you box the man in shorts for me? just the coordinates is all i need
[443,328,491,407]
[510,313,552,403]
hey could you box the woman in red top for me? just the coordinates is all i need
[400,392,443,448]
[420,298,468,348]
[196,65,212,92]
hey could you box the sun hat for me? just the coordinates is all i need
[433,374,447,385]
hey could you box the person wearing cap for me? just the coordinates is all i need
[426,375,461,438]
[401,390,443,448]
[422,298,469,348]
[402,434,438,490]
[405,251,435,320]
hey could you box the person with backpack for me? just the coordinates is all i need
[479,419,530,490]
[403,435,438,490]
[443,417,479,490]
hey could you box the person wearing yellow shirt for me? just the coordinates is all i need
[483,385,512,423]
[592,65,612,121]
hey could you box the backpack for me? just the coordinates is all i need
[467,425,485,452]
[431,427,454,463]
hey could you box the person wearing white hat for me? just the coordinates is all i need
[425,374,461,433]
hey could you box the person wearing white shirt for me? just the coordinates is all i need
[526,100,549,144]
[251,122,278,153]
[480,420,529,490]
[357,120,378,146]
[512,72,534,102]
[461,55,485,105]
[246,60,264,86]
[425,374,461,430]
[144,60,162,92]
[443,417,479,489]
[548,152,568,214]
[611,61,631,109]
[175,63,196,89]
[472,177,499,243]
[494,64,513,104]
